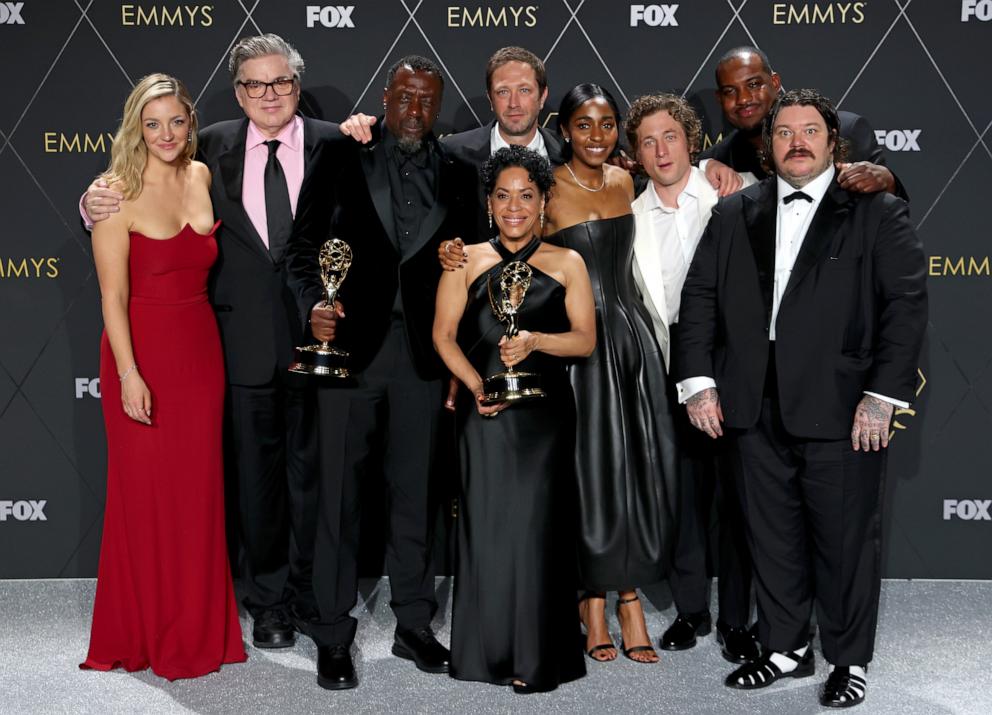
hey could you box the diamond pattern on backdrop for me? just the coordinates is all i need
[0,0,986,578]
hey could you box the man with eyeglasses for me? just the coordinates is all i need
[81,34,335,654]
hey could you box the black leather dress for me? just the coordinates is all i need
[449,237,585,690]
[546,215,679,591]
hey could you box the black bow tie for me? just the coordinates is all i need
[783,190,813,204]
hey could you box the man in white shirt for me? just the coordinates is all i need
[627,94,759,664]
[676,89,927,708]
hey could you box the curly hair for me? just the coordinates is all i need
[761,88,849,168]
[480,145,555,196]
[625,93,702,162]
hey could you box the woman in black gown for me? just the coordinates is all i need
[433,146,596,693]
[543,85,680,664]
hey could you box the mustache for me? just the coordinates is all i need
[785,148,814,159]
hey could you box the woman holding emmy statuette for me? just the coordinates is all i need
[544,84,679,664]
[433,146,595,693]
[81,74,246,680]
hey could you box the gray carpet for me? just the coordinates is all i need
[1,578,988,714]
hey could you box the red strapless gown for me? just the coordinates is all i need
[82,221,246,680]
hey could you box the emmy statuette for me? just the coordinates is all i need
[481,260,546,405]
[288,239,352,377]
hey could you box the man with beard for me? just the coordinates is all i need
[701,46,907,200]
[285,55,474,691]
[341,46,564,241]
[677,89,926,708]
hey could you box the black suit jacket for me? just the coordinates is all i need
[441,120,564,241]
[198,116,339,386]
[286,126,475,380]
[700,110,909,201]
[677,176,927,440]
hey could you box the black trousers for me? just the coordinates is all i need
[228,370,319,618]
[310,321,442,647]
[730,394,885,666]
[666,326,752,627]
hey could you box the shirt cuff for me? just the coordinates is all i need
[864,391,909,409]
[677,376,717,404]
[79,193,94,231]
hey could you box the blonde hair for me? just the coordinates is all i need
[101,73,198,199]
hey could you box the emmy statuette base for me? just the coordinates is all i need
[288,344,349,378]
[481,370,545,406]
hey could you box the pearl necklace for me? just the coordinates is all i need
[565,161,605,192]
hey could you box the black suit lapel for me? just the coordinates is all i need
[360,143,399,252]
[217,119,272,263]
[540,126,565,165]
[744,179,777,323]
[783,181,851,299]
[404,155,451,263]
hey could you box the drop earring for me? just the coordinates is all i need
[187,130,192,142]
[539,208,545,229]
[488,208,493,230]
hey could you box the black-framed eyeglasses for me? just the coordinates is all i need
[238,78,296,99]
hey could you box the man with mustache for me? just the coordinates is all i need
[285,55,474,691]
[676,89,926,708]
[702,46,907,199]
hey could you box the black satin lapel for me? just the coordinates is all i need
[360,144,398,251]
[540,126,565,165]
[783,182,850,299]
[403,159,451,263]
[744,180,777,321]
[217,123,272,263]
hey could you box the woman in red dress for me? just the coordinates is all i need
[81,73,246,680]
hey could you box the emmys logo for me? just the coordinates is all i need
[962,0,992,21]
[630,4,679,27]
[446,5,538,27]
[928,256,990,277]
[702,132,726,150]
[0,500,47,522]
[120,4,214,26]
[306,5,354,27]
[888,368,925,442]
[0,1,24,24]
[43,132,114,153]
[772,2,865,24]
[0,257,59,279]
[75,378,102,399]
[943,499,992,521]
[875,129,921,152]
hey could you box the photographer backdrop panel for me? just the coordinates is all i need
[0,0,988,579]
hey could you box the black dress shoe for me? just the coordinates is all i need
[317,645,358,690]
[392,627,451,674]
[252,609,296,649]
[660,611,712,651]
[819,666,867,708]
[725,649,815,690]
[512,681,557,695]
[716,621,760,663]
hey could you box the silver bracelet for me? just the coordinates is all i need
[119,364,138,382]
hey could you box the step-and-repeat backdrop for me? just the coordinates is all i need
[1,1,989,579]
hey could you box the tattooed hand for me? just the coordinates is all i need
[686,387,724,439]
[851,395,895,451]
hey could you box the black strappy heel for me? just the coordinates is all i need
[615,595,659,663]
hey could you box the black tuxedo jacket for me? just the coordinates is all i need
[286,126,475,380]
[441,120,564,241]
[700,110,909,201]
[677,177,927,440]
[198,116,339,386]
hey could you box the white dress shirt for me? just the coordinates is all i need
[640,176,704,326]
[490,122,547,159]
